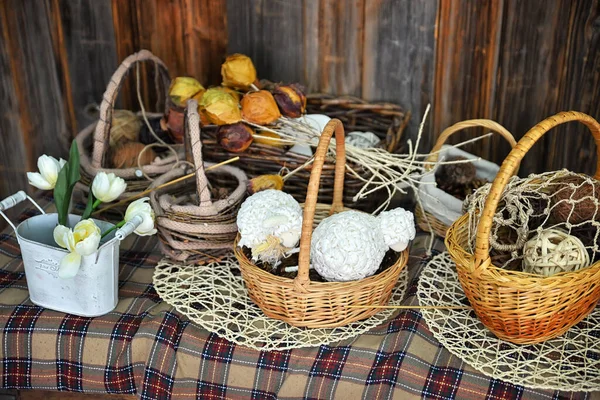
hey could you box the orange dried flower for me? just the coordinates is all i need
[221,54,257,89]
[199,88,242,125]
[241,90,281,125]
[247,174,284,194]
[272,84,307,118]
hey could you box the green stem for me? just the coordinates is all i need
[101,220,126,239]
[92,199,102,210]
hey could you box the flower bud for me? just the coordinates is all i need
[199,88,242,125]
[217,123,254,153]
[272,84,307,118]
[247,175,284,194]
[221,54,257,89]
[168,77,205,108]
[241,90,281,125]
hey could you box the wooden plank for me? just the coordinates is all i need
[433,0,504,163]
[0,10,28,199]
[362,0,438,147]
[227,0,304,84]
[493,0,574,174]
[0,1,69,168]
[50,0,118,132]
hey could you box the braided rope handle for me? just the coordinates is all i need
[92,49,170,169]
[185,100,213,207]
[295,119,346,288]
[473,111,600,273]
[425,119,517,171]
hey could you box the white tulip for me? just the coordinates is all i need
[91,172,127,203]
[53,219,101,279]
[27,155,66,190]
[124,197,156,236]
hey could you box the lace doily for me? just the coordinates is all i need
[153,255,408,351]
[417,252,600,391]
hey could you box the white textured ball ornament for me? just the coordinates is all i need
[377,208,416,252]
[311,211,387,282]
[522,228,590,277]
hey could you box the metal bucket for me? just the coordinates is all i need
[0,191,142,317]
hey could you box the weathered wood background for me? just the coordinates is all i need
[0,0,599,201]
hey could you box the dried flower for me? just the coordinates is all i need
[214,86,241,102]
[241,90,281,125]
[217,123,254,153]
[199,88,242,125]
[247,175,284,194]
[168,77,205,108]
[221,54,257,89]
[272,84,307,118]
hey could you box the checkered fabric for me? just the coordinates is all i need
[0,195,596,399]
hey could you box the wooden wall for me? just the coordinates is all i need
[0,0,598,200]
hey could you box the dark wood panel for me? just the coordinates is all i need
[362,0,438,147]
[51,0,118,132]
[433,0,504,163]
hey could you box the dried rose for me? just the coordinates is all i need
[168,77,205,108]
[247,174,284,194]
[217,123,254,153]
[241,90,281,125]
[272,84,307,118]
[199,88,242,125]
[252,131,285,148]
[221,54,257,89]
[215,86,241,102]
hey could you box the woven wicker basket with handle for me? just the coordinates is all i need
[234,118,408,328]
[149,100,248,263]
[446,111,600,344]
[76,49,184,197]
[416,119,517,237]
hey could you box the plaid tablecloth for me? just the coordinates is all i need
[0,196,596,399]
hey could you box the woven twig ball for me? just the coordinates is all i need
[551,176,600,224]
[523,228,590,276]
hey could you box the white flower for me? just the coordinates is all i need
[27,155,66,190]
[124,198,156,236]
[53,219,101,279]
[92,172,127,202]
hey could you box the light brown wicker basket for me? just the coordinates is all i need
[416,119,517,238]
[149,100,248,263]
[76,49,184,197]
[445,111,600,344]
[234,118,408,328]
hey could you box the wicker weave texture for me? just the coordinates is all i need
[445,111,600,344]
[235,119,408,328]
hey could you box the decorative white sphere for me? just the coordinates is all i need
[522,228,590,277]
[311,211,387,282]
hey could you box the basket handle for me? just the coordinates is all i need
[425,119,517,171]
[295,119,346,289]
[185,99,213,207]
[473,111,600,272]
[92,49,170,169]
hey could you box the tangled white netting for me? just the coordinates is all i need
[418,252,600,391]
[463,169,600,274]
[153,255,408,351]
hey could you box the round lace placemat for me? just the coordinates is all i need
[153,255,408,351]
[417,252,600,391]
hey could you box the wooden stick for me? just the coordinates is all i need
[92,157,240,215]
[346,305,471,310]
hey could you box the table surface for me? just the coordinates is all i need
[0,195,596,400]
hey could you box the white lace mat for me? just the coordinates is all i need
[153,255,408,351]
[417,252,600,391]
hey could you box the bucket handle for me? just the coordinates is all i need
[114,214,144,241]
[0,191,46,231]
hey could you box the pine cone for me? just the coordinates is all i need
[436,156,476,186]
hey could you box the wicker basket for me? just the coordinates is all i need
[416,119,517,238]
[203,94,409,212]
[445,111,600,344]
[149,100,248,263]
[234,118,408,328]
[76,49,184,197]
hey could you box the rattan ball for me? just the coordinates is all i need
[551,177,600,224]
[523,228,590,276]
[111,142,157,168]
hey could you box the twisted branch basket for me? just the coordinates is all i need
[76,49,184,196]
[149,100,248,263]
[446,111,600,344]
[416,119,517,237]
[234,119,408,328]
